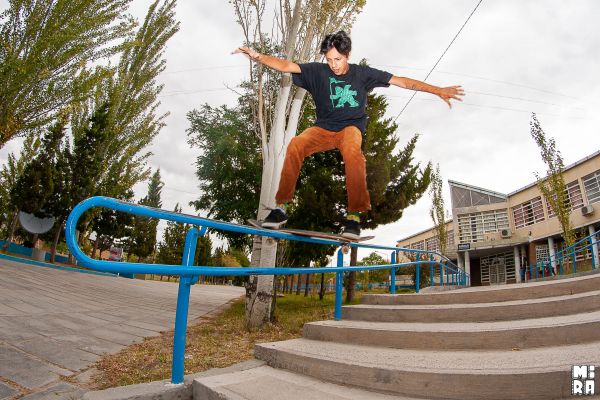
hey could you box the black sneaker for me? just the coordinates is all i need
[342,219,361,239]
[262,208,288,229]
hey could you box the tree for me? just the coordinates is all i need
[358,252,388,289]
[187,104,260,250]
[0,134,42,247]
[232,0,366,328]
[129,169,163,261]
[156,204,188,266]
[429,164,447,257]
[43,135,72,262]
[530,113,575,247]
[10,117,67,218]
[70,0,180,209]
[90,190,134,259]
[0,0,134,147]
[195,235,213,266]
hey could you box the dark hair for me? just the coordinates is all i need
[320,30,352,57]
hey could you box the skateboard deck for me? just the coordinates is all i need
[247,219,374,243]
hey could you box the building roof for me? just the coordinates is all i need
[447,180,508,200]
[396,219,453,244]
[508,149,600,196]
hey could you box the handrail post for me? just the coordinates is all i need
[559,256,563,275]
[591,234,597,270]
[439,261,443,287]
[572,247,577,274]
[334,248,344,321]
[171,227,200,384]
[415,253,420,294]
[445,262,449,285]
[429,254,434,288]
[390,251,396,294]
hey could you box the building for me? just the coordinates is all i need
[396,150,600,286]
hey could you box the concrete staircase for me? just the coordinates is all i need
[194,273,600,399]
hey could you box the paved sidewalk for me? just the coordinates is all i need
[0,258,245,400]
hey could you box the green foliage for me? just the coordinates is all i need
[195,234,213,266]
[0,0,134,146]
[530,113,575,247]
[429,164,447,255]
[70,103,111,231]
[156,204,188,265]
[10,116,67,217]
[91,190,135,255]
[357,252,389,284]
[228,247,250,267]
[0,134,41,237]
[129,169,163,260]
[408,263,430,289]
[68,0,179,204]
[187,104,261,250]
[362,95,432,229]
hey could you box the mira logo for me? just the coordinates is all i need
[572,365,595,395]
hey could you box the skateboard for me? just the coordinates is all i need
[247,219,375,244]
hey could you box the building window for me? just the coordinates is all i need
[457,210,509,243]
[446,230,455,246]
[410,240,424,250]
[583,169,600,204]
[535,244,549,263]
[512,197,545,229]
[425,237,439,252]
[546,180,584,218]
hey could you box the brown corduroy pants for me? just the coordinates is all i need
[275,125,371,212]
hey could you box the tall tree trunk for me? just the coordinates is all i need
[295,273,302,295]
[319,273,325,300]
[91,236,99,259]
[50,218,64,263]
[346,247,358,302]
[303,273,310,297]
[2,210,19,251]
[283,275,289,294]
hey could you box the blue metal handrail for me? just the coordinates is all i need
[525,231,599,280]
[66,196,468,384]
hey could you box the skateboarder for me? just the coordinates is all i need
[234,31,464,239]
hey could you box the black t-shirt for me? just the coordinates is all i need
[292,63,392,133]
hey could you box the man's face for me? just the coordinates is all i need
[325,47,349,75]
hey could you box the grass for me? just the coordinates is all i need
[89,292,365,390]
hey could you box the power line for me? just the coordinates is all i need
[386,95,585,119]
[162,64,246,74]
[393,0,484,123]
[376,64,588,104]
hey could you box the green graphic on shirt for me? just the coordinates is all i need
[329,77,358,108]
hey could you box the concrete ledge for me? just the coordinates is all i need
[82,360,265,400]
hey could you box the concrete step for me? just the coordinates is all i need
[343,289,600,322]
[254,338,600,400]
[303,310,600,350]
[193,364,416,399]
[363,271,600,306]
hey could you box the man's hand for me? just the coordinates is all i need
[437,86,465,108]
[232,46,260,61]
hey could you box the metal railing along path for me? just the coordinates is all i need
[526,231,600,280]
[66,196,468,384]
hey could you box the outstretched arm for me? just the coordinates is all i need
[232,47,301,74]
[390,76,465,108]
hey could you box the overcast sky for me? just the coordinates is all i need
[2,0,599,260]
